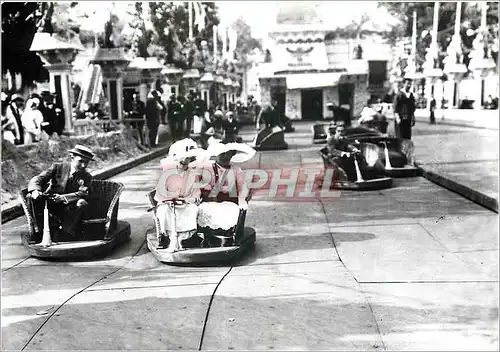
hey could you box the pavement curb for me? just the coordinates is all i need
[1,144,171,224]
[416,162,498,213]
[417,119,499,131]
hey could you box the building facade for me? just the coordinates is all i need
[256,24,393,120]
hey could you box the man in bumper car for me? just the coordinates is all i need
[27,145,94,242]
[326,124,373,181]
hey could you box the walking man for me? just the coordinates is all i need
[146,90,161,147]
[393,78,416,140]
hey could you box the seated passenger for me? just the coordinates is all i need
[326,124,369,181]
[197,141,256,245]
[155,138,205,251]
[27,145,95,242]
[222,111,240,143]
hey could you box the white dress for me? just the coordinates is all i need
[155,163,202,238]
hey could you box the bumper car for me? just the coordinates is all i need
[318,147,393,191]
[146,191,256,265]
[251,126,288,151]
[18,180,131,260]
[346,136,419,178]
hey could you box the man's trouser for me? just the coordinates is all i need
[395,119,412,140]
[185,116,193,137]
[148,123,159,147]
[28,195,88,242]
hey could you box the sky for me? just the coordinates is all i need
[73,1,399,39]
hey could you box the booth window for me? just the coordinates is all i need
[368,61,387,89]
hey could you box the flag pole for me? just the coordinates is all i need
[188,1,193,41]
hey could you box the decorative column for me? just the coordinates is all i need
[443,2,467,108]
[423,2,443,110]
[469,2,497,110]
[90,47,130,120]
[30,32,82,132]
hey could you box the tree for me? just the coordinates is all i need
[230,17,262,62]
[148,2,220,69]
[378,2,499,71]
[128,2,153,57]
[1,2,48,89]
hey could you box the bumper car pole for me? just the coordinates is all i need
[40,200,52,247]
[383,142,393,170]
[354,157,365,183]
[167,203,179,253]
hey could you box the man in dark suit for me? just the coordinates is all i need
[193,91,206,117]
[167,94,183,141]
[6,94,24,144]
[184,91,196,137]
[258,99,280,129]
[327,124,366,181]
[27,145,95,242]
[39,91,58,136]
[393,78,416,139]
[146,90,162,147]
[128,93,146,145]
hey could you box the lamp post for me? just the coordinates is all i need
[423,2,443,110]
[443,2,467,108]
[468,2,496,110]
[30,32,82,133]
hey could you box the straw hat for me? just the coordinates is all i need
[69,144,95,161]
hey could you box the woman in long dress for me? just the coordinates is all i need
[21,97,44,144]
[196,140,256,245]
[154,138,206,251]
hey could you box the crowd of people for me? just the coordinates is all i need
[123,89,267,148]
[1,91,65,145]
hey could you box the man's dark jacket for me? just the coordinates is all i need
[28,162,92,203]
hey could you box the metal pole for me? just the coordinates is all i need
[412,10,417,61]
[454,2,462,37]
[213,25,217,66]
[188,1,193,40]
[432,2,440,44]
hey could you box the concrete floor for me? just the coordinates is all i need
[2,122,498,350]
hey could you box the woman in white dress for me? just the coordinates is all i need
[21,97,44,144]
[154,138,207,251]
[196,140,256,246]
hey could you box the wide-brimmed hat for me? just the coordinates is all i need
[10,93,24,102]
[161,138,204,167]
[204,127,216,136]
[214,110,223,117]
[26,97,40,109]
[69,144,95,161]
[204,140,256,164]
